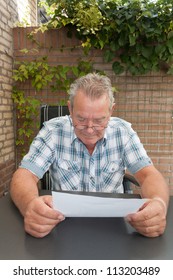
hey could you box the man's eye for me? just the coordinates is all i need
[95,120,102,124]
[78,118,85,122]
[94,119,105,125]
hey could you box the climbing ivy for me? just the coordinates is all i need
[39,0,173,75]
[13,0,173,150]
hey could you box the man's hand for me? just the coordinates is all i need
[24,195,65,238]
[126,198,167,237]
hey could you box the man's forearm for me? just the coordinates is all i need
[10,168,39,216]
[135,166,169,212]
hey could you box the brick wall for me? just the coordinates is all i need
[13,27,173,194]
[0,0,37,197]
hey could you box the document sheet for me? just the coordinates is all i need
[52,191,147,217]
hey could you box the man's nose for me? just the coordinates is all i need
[85,126,95,133]
[87,119,94,127]
[85,120,95,132]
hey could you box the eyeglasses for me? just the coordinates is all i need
[74,125,107,131]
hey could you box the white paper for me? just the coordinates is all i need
[52,191,148,217]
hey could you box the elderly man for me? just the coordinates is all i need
[10,73,169,238]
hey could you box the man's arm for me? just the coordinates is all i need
[10,168,65,238]
[135,165,169,211]
[126,165,169,237]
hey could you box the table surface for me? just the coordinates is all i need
[0,191,173,260]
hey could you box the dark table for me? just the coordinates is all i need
[0,192,173,260]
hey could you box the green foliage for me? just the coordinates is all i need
[13,57,97,93]
[13,57,53,90]
[40,0,173,75]
[12,57,101,149]
[12,88,40,150]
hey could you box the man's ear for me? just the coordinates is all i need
[111,103,116,115]
[67,101,72,115]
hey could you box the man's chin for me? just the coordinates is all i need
[79,135,95,143]
[78,133,103,148]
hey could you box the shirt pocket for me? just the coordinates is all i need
[101,160,124,192]
[55,159,81,190]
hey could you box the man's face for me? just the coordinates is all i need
[68,90,114,151]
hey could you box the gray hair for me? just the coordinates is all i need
[68,73,115,110]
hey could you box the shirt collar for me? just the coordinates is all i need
[68,116,78,144]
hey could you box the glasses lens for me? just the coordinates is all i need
[75,125,86,130]
[93,126,105,131]
[75,125,105,131]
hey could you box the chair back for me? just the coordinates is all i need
[40,105,69,189]
[40,105,69,129]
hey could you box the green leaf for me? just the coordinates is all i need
[141,46,153,58]
[167,64,173,74]
[112,61,124,75]
[20,48,29,54]
[128,65,140,75]
[104,50,115,63]
[155,44,166,56]
[168,31,173,39]
[72,67,79,76]
[129,34,136,46]
[118,33,127,46]
[98,40,105,49]
[34,82,43,91]
[110,41,119,52]
[167,39,173,55]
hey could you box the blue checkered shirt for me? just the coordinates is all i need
[20,116,152,193]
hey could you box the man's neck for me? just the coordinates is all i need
[85,144,96,155]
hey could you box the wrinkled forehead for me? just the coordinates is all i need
[71,92,111,121]
[73,90,110,108]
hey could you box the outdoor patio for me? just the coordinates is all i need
[0,0,173,197]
